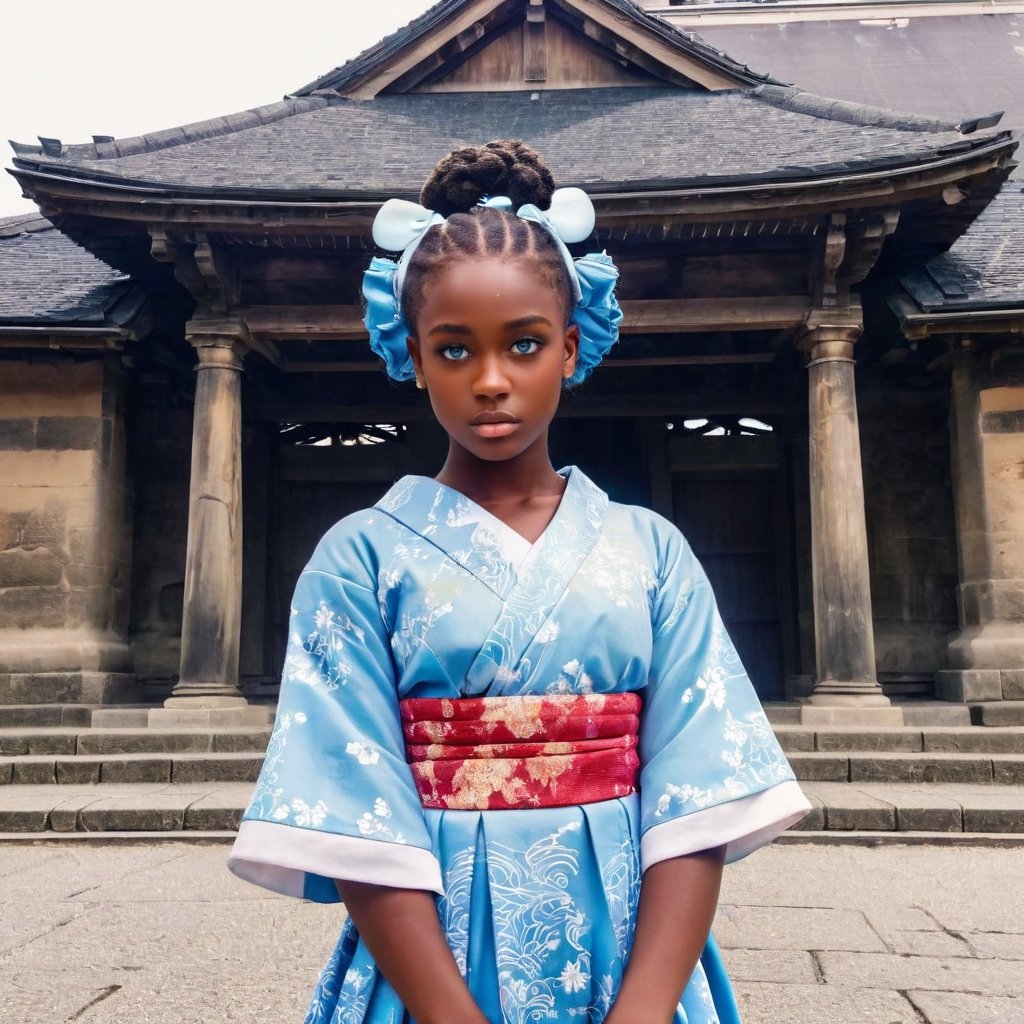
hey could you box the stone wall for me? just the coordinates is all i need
[125,382,192,688]
[0,358,133,685]
[860,383,959,681]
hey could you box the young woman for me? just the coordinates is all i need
[228,140,811,1024]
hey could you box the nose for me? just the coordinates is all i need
[472,352,511,399]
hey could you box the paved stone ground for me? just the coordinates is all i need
[0,841,1021,1023]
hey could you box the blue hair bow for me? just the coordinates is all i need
[362,187,621,386]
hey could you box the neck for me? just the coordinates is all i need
[435,435,564,504]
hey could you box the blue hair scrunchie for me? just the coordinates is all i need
[361,192,622,387]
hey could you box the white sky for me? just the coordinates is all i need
[0,0,436,216]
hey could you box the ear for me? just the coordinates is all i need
[561,323,580,381]
[406,335,426,387]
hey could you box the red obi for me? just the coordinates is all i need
[398,693,641,811]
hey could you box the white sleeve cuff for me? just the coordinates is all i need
[640,780,812,871]
[228,819,445,898]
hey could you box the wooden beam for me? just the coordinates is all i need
[524,0,547,82]
[239,296,812,343]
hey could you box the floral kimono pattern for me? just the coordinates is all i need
[228,466,811,1024]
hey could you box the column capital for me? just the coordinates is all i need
[185,317,249,372]
[796,304,863,356]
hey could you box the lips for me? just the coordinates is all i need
[469,412,521,439]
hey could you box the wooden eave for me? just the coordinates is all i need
[9,129,1015,239]
[890,295,1024,340]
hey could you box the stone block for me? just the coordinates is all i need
[147,705,270,728]
[0,731,77,756]
[76,730,212,756]
[34,416,102,451]
[970,701,1024,727]
[100,757,172,783]
[890,930,972,957]
[923,728,1024,753]
[787,753,848,781]
[963,930,1024,959]
[849,754,992,784]
[859,784,965,832]
[0,586,67,629]
[907,992,1024,1024]
[1002,670,1024,700]
[77,794,192,832]
[0,418,36,450]
[172,754,264,783]
[90,708,150,727]
[11,759,56,784]
[184,794,245,830]
[961,791,1024,833]
[0,761,11,783]
[55,759,101,784]
[814,729,922,752]
[800,706,906,727]
[732,983,921,1024]
[211,729,272,753]
[992,756,1024,784]
[718,948,819,984]
[0,547,64,588]
[816,951,1017,996]
[714,905,886,952]
[0,705,63,727]
[801,782,896,830]
[772,727,815,752]
[897,702,972,727]
[786,793,825,830]
[935,669,1003,702]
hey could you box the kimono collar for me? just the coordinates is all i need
[375,466,608,599]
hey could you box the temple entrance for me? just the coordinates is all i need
[666,420,795,701]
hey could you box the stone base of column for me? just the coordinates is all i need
[800,690,905,726]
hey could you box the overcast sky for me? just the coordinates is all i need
[0,0,435,216]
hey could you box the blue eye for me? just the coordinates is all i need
[513,339,541,355]
[440,344,469,361]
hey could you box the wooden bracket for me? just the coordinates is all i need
[148,226,237,312]
[525,0,547,82]
[810,213,847,309]
[149,226,205,299]
[841,209,901,288]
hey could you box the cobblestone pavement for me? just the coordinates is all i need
[1,840,1021,1023]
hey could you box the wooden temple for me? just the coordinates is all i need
[2,0,1021,726]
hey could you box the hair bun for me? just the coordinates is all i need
[420,139,556,216]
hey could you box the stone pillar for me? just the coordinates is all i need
[800,325,902,725]
[937,350,1024,705]
[152,321,268,726]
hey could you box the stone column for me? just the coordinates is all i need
[937,349,1024,708]
[151,321,268,726]
[800,325,902,725]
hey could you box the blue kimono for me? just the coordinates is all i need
[228,466,811,1023]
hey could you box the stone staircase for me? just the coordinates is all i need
[1,700,1024,838]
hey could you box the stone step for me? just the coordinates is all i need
[788,752,1024,784]
[1,781,1021,836]
[0,726,272,757]
[796,782,1024,834]
[764,702,973,728]
[775,725,1024,754]
[0,752,265,785]
[970,702,1024,727]
[5,750,1023,787]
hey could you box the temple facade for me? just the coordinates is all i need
[1,0,1022,728]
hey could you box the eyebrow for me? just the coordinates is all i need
[427,315,552,337]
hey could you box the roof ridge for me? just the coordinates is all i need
[753,84,971,134]
[9,96,333,164]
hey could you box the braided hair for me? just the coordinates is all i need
[402,140,575,334]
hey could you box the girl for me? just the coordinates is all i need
[228,140,811,1024]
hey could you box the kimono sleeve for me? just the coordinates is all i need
[227,557,442,902]
[638,524,811,871]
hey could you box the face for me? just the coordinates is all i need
[407,257,579,464]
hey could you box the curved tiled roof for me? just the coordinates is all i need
[8,86,999,199]
[900,186,1024,313]
[0,214,135,325]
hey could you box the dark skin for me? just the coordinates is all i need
[335,255,726,1024]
